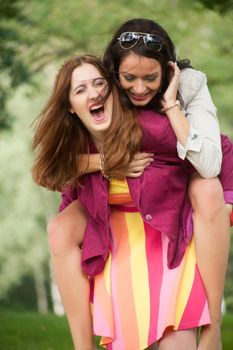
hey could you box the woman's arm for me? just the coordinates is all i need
[80,152,154,178]
[60,152,154,210]
[79,154,101,174]
[162,64,222,178]
[178,68,222,178]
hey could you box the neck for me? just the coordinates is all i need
[91,134,104,151]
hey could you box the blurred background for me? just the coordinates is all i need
[0,0,233,349]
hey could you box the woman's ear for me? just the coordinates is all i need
[69,107,74,114]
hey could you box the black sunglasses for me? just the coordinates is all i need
[118,32,163,51]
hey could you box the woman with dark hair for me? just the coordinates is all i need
[35,19,233,350]
[100,18,233,350]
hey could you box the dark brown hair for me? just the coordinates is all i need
[103,18,192,111]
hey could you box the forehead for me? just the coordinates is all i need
[71,63,103,85]
[119,52,161,74]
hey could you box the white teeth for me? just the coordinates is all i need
[90,104,103,111]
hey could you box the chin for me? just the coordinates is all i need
[130,99,150,107]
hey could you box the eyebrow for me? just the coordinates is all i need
[73,77,105,91]
[121,71,159,77]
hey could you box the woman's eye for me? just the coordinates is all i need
[94,79,105,87]
[124,75,135,82]
[146,76,156,82]
[76,88,85,94]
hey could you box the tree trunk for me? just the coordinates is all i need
[33,265,49,314]
[50,262,65,315]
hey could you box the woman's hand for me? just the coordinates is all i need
[123,152,154,178]
[80,152,154,179]
[161,61,180,109]
[110,152,154,179]
[160,61,189,148]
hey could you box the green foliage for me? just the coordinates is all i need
[197,0,233,14]
[1,0,233,132]
[0,83,58,301]
[0,274,38,311]
[0,130,49,296]
[0,0,31,128]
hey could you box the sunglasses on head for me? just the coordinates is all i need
[118,32,163,51]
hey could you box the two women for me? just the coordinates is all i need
[33,52,210,350]
[32,18,233,350]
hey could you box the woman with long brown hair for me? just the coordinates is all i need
[32,54,115,350]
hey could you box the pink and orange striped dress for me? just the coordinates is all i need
[92,179,210,350]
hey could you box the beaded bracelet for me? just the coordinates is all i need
[162,100,181,113]
[99,152,111,180]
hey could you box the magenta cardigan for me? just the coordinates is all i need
[60,110,233,277]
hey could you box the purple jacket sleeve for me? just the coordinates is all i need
[219,134,233,205]
[59,186,78,212]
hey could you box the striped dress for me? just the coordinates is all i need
[92,179,210,350]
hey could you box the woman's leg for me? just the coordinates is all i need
[146,343,158,349]
[188,174,230,350]
[158,328,197,350]
[47,200,95,350]
[226,203,233,216]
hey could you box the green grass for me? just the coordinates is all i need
[0,312,232,349]
[0,312,74,350]
[221,314,233,349]
[0,312,104,350]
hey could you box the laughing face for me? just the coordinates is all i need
[69,63,113,145]
[119,52,162,106]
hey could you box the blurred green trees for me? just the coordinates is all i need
[197,0,233,13]
[1,0,233,131]
[0,0,232,312]
[0,0,30,128]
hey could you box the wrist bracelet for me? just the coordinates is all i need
[99,152,111,180]
[162,100,181,113]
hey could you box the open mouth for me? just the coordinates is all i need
[90,104,106,121]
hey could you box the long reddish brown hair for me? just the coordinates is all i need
[32,54,142,191]
[104,94,142,179]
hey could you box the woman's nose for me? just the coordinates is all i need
[88,86,99,100]
[132,80,146,94]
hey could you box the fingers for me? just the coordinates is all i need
[128,155,154,170]
[115,152,154,179]
[167,61,180,74]
[166,61,180,85]
[162,62,180,107]
[125,170,144,178]
[125,152,155,178]
[133,152,154,160]
[129,164,150,172]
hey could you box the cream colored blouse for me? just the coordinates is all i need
[177,68,222,178]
